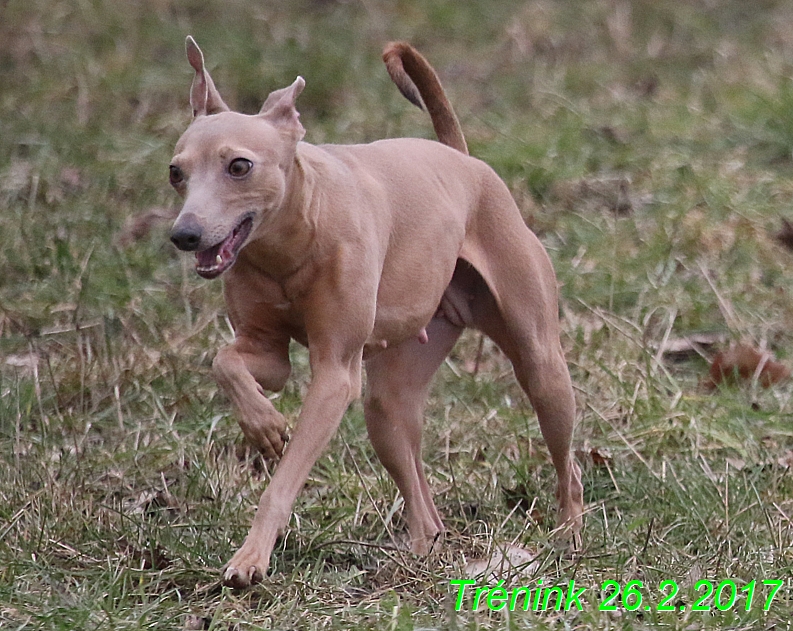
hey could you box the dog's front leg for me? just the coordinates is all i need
[213,336,292,459]
[223,350,363,588]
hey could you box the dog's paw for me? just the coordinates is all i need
[409,529,444,556]
[238,407,289,460]
[223,564,264,589]
[223,540,272,589]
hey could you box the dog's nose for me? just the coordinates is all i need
[170,217,203,251]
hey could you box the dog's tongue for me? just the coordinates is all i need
[194,217,253,279]
[195,234,236,278]
[196,241,224,268]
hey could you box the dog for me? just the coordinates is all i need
[168,38,583,588]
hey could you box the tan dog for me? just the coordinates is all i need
[169,38,583,588]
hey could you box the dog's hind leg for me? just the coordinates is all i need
[460,238,584,542]
[364,316,462,554]
[494,324,583,542]
[472,273,582,539]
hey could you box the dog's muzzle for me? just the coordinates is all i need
[170,212,254,279]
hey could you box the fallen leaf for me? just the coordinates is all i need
[594,125,629,144]
[59,166,83,191]
[575,446,612,467]
[633,74,659,98]
[704,343,790,390]
[658,332,726,361]
[0,161,33,197]
[549,176,639,215]
[118,536,171,571]
[116,207,175,247]
[726,457,746,471]
[589,447,612,467]
[184,615,210,630]
[4,353,39,371]
[465,543,539,580]
[775,217,793,251]
[777,451,793,468]
[127,488,180,517]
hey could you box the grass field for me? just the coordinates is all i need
[2,0,793,628]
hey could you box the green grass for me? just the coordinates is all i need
[2,0,793,628]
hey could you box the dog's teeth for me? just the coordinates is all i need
[216,255,223,266]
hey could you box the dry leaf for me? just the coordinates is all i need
[777,451,793,468]
[575,447,612,467]
[465,543,539,580]
[589,447,612,467]
[704,343,790,390]
[549,176,637,215]
[658,332,725,361]
[118,536,171,571]
[5,353,39,371]
[116,207,175,247]
[184,615,211,630]
[775,217,793,251]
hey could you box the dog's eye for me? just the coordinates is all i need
[169,165,184,186]
[228,158,253,178]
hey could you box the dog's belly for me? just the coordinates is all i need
[368,304,436,349]
[364,254,461,357]
[363,208,469,355]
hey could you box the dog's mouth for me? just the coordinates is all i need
[195,216,254,279]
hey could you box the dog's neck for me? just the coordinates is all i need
[235,148,318,284]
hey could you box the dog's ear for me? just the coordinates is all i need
[259,77,306,140]
[186,36,229,117]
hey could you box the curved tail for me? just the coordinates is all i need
[382,42,468,155]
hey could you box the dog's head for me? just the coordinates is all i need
[169,37,305,279]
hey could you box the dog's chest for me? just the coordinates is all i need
[224,267,305,332]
